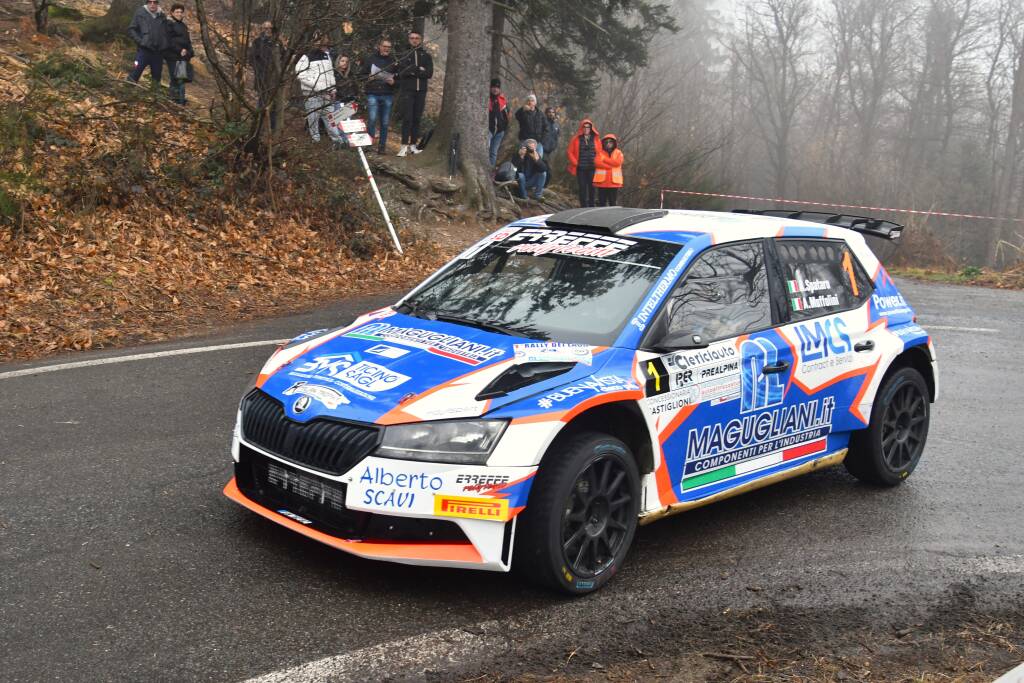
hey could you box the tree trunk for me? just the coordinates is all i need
[431,0,495,215]
[490,2,505,80]
[83,0,137,42]
[990,48,1024,268]
[33,0,50,32]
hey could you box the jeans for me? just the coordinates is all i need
[597,187,619,206]
[366,93,394,151]
[166,60,185,104]
[488,130,505,166]
[576,167,597,207]
[128,47,163,85]
[304,95,343,143]
[517,171,547,199]
[401,90,427,145]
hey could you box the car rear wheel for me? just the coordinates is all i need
[513,432,640,595]
[845,367,930,486]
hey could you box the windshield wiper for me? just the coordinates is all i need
[431,312,549,340]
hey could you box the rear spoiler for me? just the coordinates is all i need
[732,209,904,241]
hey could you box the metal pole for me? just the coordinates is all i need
[357,145,403,255]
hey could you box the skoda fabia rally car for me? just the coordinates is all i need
[225,207,938,594]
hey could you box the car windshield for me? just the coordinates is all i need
[401,226,680,345]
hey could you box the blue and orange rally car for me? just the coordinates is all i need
[225,207,938,594]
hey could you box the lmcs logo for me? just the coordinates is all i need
[740,338,785,413]
[794,318,851,362]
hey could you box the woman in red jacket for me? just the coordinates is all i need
[566,118,600,207]
[593,133,624,206]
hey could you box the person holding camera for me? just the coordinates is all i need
[512,139,549,201]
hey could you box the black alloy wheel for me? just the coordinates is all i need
[880,381,928,471]
[845,366,930,486]
[561,456,633,577]
[513,432,640,595]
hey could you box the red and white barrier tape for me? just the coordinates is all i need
[659,189,1024,223]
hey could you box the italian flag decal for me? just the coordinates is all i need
[682,438,828,491]
[790,297,807,312]
[786,279,805,293]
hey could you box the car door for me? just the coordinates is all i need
[770,238,879,437]
[637,240,799,503]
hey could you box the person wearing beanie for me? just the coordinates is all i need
[487,77,510,167]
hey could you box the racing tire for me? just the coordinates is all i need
[513,432,640,595]
[845,367,930,486]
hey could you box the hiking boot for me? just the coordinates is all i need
[410,144,423,155]
[397,145,409,157]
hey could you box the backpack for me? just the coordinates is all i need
[495,161,516,182]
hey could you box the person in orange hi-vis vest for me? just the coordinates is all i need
[593,133,624,206]
[566,118,600,207]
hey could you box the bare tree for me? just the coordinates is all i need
[31,0,51,33]
[731,0,816,199]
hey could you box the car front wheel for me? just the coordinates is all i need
[845,366,930,486]
[513,432,640,595]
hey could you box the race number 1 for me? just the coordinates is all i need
[644,358,670,396]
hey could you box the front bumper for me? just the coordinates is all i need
[226,439,537,571]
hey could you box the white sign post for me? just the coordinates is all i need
[339,118,403,255]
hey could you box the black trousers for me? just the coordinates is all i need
[597,187,618,206]
[577,167,597,207]
[401,89,427,144]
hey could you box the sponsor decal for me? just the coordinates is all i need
[642,344,742,415]
[283,381,350,410]
[336,360,410,393]
[872,292,912,316]
[503,227,637,258]
[277,509,313,525]
[740,338,786,413]
[345,322,506,366]
[456,473,511,492]
[630,252,689,331]
[537,375,637,409]
[576,580,596,590]
[454,227,519,261]
[513,342,593,366]
[366,344,409,359]
[358,465,443,510]
[683,396,836,486]
[288,328,328,344]
[891,324,926,340]
[434,495,510,521]
[267,462,345,509]
[287,353,377,400]
[794,318,854,370]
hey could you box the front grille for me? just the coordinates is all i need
[235,446,467,542]
[240,389,380,475]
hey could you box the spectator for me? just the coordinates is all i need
[515,94,546,157]
[296,33,343,145]
[360,38,398,155]
[566,118,599,207]
[593,134,624,206]
[250,21,284,130]
[487,78,509,167]
[512,139,549,200]
[335,54,358,104]
[396,30,433,157]
[127,0,168,87]
[540,107,560,158]
[162,4,193,105]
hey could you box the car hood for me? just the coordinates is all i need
[256,311,599,425]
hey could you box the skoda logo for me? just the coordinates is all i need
[293,395,311,414]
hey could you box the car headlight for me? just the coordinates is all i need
[375,420,509,465]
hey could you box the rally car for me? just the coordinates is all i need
[225,207,937,594]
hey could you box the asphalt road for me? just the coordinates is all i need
[2,280,1022,682]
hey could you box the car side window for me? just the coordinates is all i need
[774,239,873,321]
[662,241,772,342]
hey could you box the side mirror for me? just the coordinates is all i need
[647,331,708,352]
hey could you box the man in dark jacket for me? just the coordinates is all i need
[163,4,193,105]
[488,78,509,167]
[360,39,398,154]
[395,30,433,157]
[514,94,546,157]
[512,139,549,200]
[250,21,284,130]
[127,0,168,86]
[540,107,560,157]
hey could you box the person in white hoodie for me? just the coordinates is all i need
[295,33,343,144]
